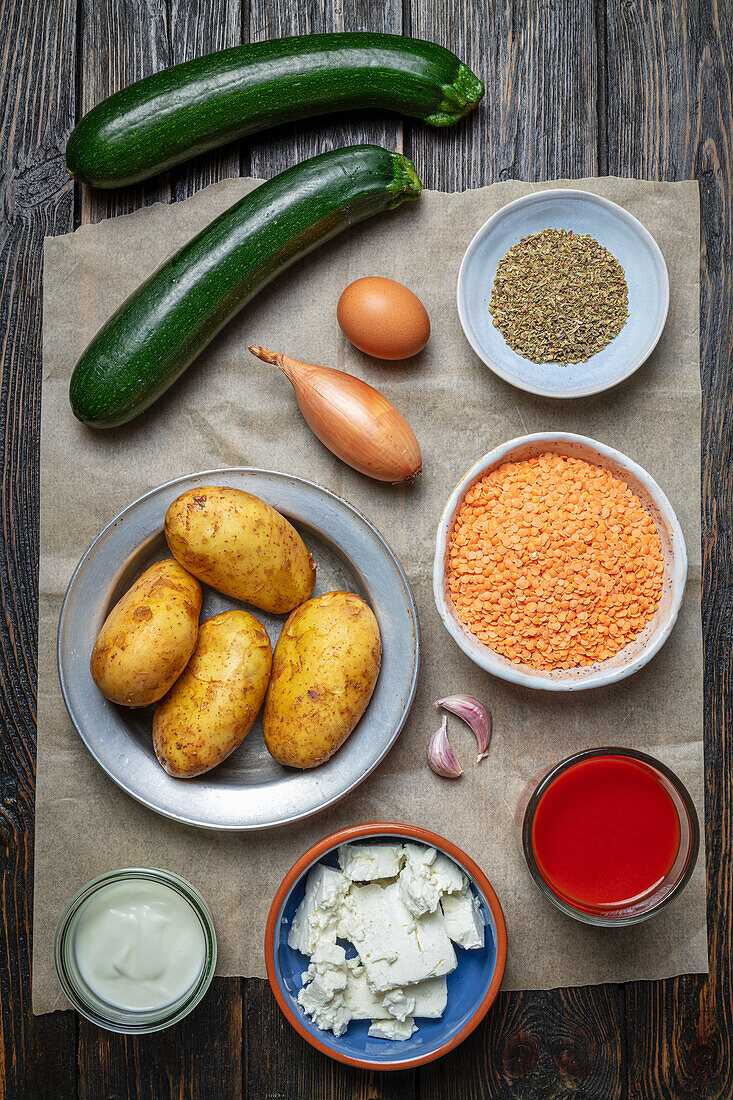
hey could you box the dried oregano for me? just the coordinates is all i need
[489,228,629,365]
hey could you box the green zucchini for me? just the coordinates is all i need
[66,33,483,188]
[69,145,421,428]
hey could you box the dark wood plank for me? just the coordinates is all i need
[420,985,626,1100]
[406,0,599,190]
[409,3,624,1096]
[245,4,415,1096]
[78,0,243,225]
[77,0,172,225]
[0,0,79,1094]
[73,2,245,1093]
[244,978,415,1100]
[77,979,242,1100]
[168,0,244,201]
[606,0,733,1096]
[248,0,403,178]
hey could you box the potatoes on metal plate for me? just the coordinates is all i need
[90,558,202,708]
[164,486,316,614]
[153,609,272,778]
[263,591,381,769]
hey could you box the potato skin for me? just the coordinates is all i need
[263,591,381,769]
[90,559,202,708]
[164,486,316,614]
[153,609,272,778]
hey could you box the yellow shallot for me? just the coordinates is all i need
[248,346,422,484]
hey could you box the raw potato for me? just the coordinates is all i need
[263,591,381,769]
[153,609,272,778]
[164,486,316,614]
[90,559,202,708]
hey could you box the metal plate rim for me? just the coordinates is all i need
[58,467,420,831]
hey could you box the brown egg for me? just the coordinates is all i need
[337,276,431,360]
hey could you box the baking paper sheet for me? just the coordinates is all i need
[33,176,705,1013]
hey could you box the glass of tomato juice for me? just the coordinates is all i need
[517,747,699,926]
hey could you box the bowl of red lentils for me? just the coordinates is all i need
[433,433,687,690]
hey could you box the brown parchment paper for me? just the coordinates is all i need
[34,177,705,1014]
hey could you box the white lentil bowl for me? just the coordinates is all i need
[433,433,687,691]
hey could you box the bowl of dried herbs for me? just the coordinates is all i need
[456,189,669,399]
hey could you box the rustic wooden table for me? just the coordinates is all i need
[2,1,731,1096]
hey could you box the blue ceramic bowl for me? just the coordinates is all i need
[265,823,507,1070]
[457,188,669,398]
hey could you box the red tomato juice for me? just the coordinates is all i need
[531,755,681,910]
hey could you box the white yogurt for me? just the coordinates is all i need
[73,879,206,1012]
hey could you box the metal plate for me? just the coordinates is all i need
[58,469,419,831]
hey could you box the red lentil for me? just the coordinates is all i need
[448,453,665,670]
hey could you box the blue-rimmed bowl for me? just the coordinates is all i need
[265,823,507,1070]
[457,189,669,398]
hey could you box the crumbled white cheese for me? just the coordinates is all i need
[293,842,483,1043]
[297,942,351,1037]
[338,842,404,882]
[398,843,466,917]
[380,987,415,1022]
[341,880,457,994]
[441,884,485,950]
[288,865,348,955]
[383,975,448,1020]
[342,957,391,1020]
[368,1017,417,1041]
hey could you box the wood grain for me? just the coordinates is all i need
[0,0,78,1094]
[406,0,600,190]
[247,0,402,179]
[74,2,246,1091]
[77,0,171,224]
[245,980,416,1100]
[77,979,242,1100]
[411,4,625,1097]
[606,0,733,1096]
[420,985,626,1099]
[1,0,731,1095]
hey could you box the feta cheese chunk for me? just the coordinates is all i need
[383,975,448,1020]
[342,881,457,994]
[441,886,485,950]
[368,1017,417,1041]
[342,957,391,1020]
[288,865,348,956]
[297,942,351,1037]
[338,842,404,882]
[381,987,415,1022]
[398,843,466,917]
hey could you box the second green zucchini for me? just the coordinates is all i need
[69,145,422,428]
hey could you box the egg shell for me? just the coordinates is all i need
[337,276,430,361]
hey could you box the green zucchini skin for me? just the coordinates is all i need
[66,33,483,188]
[69,145,422,428]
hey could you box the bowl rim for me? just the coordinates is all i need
[433,432,688,691]
[264,821,508,1071]
[456,187,671,399]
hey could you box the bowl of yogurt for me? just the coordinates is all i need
[265,823,507,1069]
[54,867,217,1033]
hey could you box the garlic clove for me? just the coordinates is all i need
[427,714,463,778]
[434,695,492,763]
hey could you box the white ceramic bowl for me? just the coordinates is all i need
[457,189,670,398]
[433,433,687,691]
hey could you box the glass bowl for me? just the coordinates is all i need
[54,867,217,1033]
[516,747,699,926]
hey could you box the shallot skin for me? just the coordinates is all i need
[249,346,421,484]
